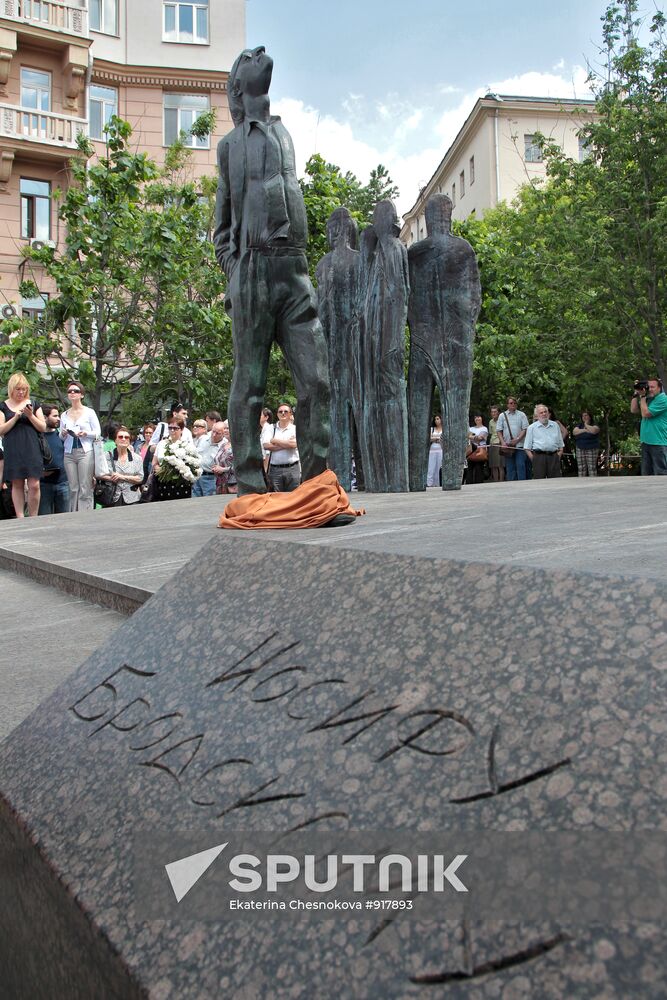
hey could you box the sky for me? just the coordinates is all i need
[243,0,652,217]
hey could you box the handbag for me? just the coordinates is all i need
[139,468,156,503]
[94,456,117,507]
[37,432,52,466]
[468,445,488,462]
[93,438,110,477]
[499,411,514,457]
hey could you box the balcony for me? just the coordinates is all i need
[1,0,88,39]
[0,102,87,158]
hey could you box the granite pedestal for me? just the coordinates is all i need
[1,524,666,997]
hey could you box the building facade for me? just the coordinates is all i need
[0,0,245,318]
[401,94,596,245]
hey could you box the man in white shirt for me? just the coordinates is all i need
[149,404,193,451]
[265,403,300,491]
[524,404,564,479]
[192,420,227,497]
[495,396,529,481]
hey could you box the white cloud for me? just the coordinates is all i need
[273,96,384,182]
[489,65,592,101]
[272,64,594,221]
[405,109,424,131]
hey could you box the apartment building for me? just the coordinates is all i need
[0,0,245,319]
[401,93,597,245]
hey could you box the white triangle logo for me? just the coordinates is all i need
[165,842,228,902]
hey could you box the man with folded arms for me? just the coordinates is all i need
[265,403,300,492]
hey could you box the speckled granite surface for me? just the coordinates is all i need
[1,535,666,998]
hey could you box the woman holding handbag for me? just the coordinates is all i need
[95,426,144,507]
[465,413,488,485]
[60,380,101,511]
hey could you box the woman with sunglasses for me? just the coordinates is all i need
[0,371,47,517]
[59,380,101,511]
[96,425,144,506]
[152,418,199,501]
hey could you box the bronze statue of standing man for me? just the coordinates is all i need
[213,46,330,496]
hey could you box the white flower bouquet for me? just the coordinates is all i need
[156,439,203,485]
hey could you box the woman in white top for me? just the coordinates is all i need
[465,413,488,485]
[59,380,101,511]
[468,413,488,449]
[427,414,443,487]
[260,407,274,474]
[97,425,144,506]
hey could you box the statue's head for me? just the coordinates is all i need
[228,46,273,126]
[327,207,358,250]
[372,200,399,238]
[425,194,453,236]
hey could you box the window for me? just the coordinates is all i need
[20,179,51,240]
[524,134,543,163]
[578,136,591,162]
[89,85,118,140]
[163,1,209,43]
[451,182,456,207]
[21,292,49,323]
[164,93,210,147]
[23,1,49,22]
[469,155,475,184]
[459,170,465,198]
[90,0,117,35]
[21,68,50,138]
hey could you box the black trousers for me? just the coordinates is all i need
[227,250,330,496]
[532,451,561,479]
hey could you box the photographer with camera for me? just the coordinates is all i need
[630,377,667,476]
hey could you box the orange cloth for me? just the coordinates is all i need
[218,470,366,530]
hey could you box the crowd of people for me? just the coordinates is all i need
[0,375,665,519]
[428,386,667,486]
[0,375,312,517]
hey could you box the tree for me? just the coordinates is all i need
[455,1,665,446]
[535,0,667,384]
[1,116,231,418]
[299,154,399,275]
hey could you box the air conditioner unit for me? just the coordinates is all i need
[1,304,17,320]
[29,238,55,250]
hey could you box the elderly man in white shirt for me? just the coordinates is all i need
[524,404,564,479]
[192,420,227,497]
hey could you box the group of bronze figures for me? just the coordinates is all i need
[317,196,481,492]
[214,46,481,495]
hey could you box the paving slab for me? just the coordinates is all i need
[0,569,126,742]
[0,479,664,614]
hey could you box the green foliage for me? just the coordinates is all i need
[616,431,641,456]
[456,1,666,444]
[300,154,399,275]
[0,115,231,419]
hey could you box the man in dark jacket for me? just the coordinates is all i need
[39,405,70,514]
